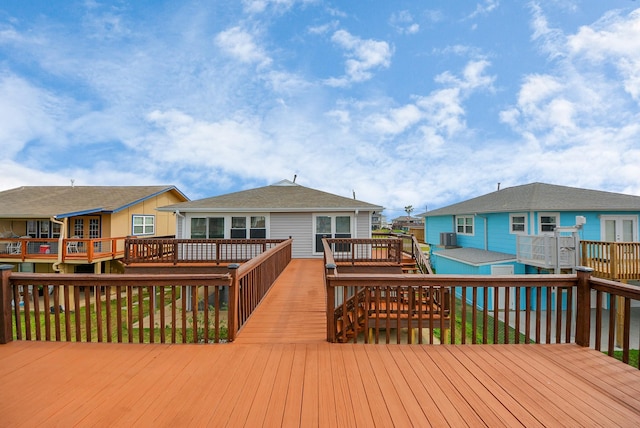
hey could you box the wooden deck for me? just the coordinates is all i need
[1,259,640,427]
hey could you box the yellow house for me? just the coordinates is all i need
[0,185,189,273]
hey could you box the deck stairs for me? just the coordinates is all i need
[334,287,449,343]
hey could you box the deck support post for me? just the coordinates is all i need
[325,263,336,343]
[0,265,14,344]
[227,263,240,342]
[575,266,593,347]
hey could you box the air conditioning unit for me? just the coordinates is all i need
[440,232,456,247]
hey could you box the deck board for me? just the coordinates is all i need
[1,259,640,426]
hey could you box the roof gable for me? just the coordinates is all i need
[160,180,383,212]
[424,183,640,217]
[0,186,188,218]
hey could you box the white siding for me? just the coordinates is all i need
[270,212,314,258]
[355,211,372,238]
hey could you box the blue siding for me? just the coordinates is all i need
[425,215,453,247]
[427,210,640,258]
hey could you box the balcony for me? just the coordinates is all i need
[0,236,126,265]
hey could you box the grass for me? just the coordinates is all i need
[435,298,531,344]
[611,349,639,368]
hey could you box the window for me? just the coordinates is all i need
[510,214,527,234]
[231,217,247,238]
[250,216,266,238]
[190,217,224,238]
[191,218,207,238]
[26,220,59,238]
[133,215,155,235]
[456,215,474,235]
[208,218,224,238]
[314,214,352,253]
[539,213,558,234]
[74,219,84,237]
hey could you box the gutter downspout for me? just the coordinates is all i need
[175,210,185,238]
[50,216,66,273]
[354,210,359,238]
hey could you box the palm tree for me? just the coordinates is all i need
[404,205,414,218]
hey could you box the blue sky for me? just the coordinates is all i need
[1,1,639,220]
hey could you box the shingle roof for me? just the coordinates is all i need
[0,186,188,219]
[433,248,516,266]
[424,183,640,217]
[159,180,383,213]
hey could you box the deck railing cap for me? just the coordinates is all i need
[325,263,337,269]
[575,266,594,273]
[0,265,14,271]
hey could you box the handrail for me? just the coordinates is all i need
[225,239,292,339]
[323,238,403,264]
[1,267,232,344]
[368,232,433,274]
[323,243,640,368]
[581,240,640,280]
[0,239,293,344]
[0,236,126,263]
[124,238,287,264]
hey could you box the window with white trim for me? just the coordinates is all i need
[455,215,474,235]
[133,215,155,235]
[250,216,266,238]
[510,214,527,234]
[231,216,247,238]
[538,213,558,234]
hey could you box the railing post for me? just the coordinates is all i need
[325,263,336,343]
[173,240,179,265]
[610,242,618,280]
[575,266,593,347]
[0,265,14,344]
[227,263,240,342]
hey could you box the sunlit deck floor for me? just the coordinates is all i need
[1,259,640,427]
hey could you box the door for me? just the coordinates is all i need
[492,265,516,310]
[601,216,637,243]
[314,215,352,253]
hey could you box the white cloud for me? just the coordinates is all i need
[390,11,420,35]
[325,29,392,86]
[567,8,640,101]
[468,0,500,19]
[0,73,61,156]
[496,5,640,196]
[215,26,272,67]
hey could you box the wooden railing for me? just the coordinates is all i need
[581,240,640,280]
[0,239,293,344]
[124,238,287,264]
[323,238,402,265]
[232,239,293,333]
[370,231,433,274]
[325,240,640,367]
[0,236,126,263]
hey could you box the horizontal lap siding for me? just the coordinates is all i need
[271,213,313,258]
[356,212,372,239]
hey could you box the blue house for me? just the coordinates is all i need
[421,183,640,309]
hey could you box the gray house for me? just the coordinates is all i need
[159,180,383,258]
